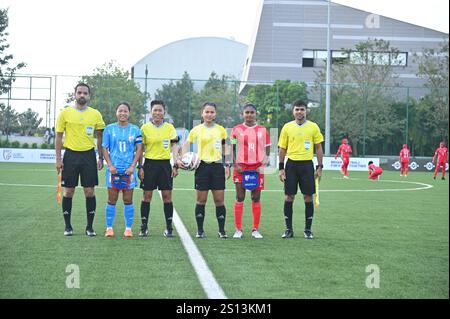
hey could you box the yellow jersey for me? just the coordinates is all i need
[278,120,324,161]
[141,122,178,160]
[56,106,105,151]
[188,123,227,162]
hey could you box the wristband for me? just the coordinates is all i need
[279,162,285,170]
[316,164,323,169]
[137,164,142,169]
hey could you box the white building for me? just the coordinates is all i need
[132,37,248,99]
[240,0,449,94]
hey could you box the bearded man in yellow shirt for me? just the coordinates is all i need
[55,83,105,237]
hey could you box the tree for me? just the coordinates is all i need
[67,61,147,126]
[0,103,18,136]
[192,72,242,128]
[414,41,449,146]
[314,39,402,156]
[0,8,25,94]
[155,71,195,129]
[18,108,42,136]
[246,80,309,130]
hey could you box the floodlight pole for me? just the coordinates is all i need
[325,0,331,156]
[144,64,148,108]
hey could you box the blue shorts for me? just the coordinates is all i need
[106,169,138,190]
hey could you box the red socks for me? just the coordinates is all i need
[235,201,262,231]
[234,201,244,230]
[252,202,261,230]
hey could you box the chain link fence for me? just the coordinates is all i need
[1,74,448,157]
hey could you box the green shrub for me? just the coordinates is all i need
[41,143,48,149]
[22,143,29,149]
[11,141,21,148]
[49,143,55,149]
[32,143,38,149]
[2,140,11,148]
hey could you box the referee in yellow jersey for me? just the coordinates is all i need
[278,100,324,239]
[55,83,105,237]
[138,100,180,238]
[178,102,231,238]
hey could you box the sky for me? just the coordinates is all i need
[0,0,448,125]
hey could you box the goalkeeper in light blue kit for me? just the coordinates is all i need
[102,102,143,237]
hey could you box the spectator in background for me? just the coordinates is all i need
[49,127,55,145]
[44,128,50,143]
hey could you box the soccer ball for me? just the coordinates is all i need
[181,152,200,171]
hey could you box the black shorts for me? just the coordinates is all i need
[141,159,173,191]
[62,148,98,188]
[195,161,225,191]
[284,159,315,196]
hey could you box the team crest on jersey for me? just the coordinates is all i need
[128,135,135,142]
[257,132,263,138]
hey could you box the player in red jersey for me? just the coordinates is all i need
[399,144,410,177]
[231,103,271,239]
[335,138,352,179]
[432,141,448,180]
[368,161,383,180]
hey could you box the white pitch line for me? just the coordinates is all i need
[329,177,433,191]
[157,191,227,299]
[0,180,227,299]
[0,168,55,172]
[0,183,109,189]
[0,180,433,192]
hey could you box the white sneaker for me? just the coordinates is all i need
[233,230,243,239]
[251,230,263,239]
[343,175,349,179]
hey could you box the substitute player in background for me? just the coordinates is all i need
[138,100,179,237]
[231,103,271,239]
[178,102,231,239]
[335,138,352,179]
[368,161,383,180]
[278,100,324,239]
[102,102,142,238]
[399,144,410,177]
[55,83,105,236]
[432,141,448,180]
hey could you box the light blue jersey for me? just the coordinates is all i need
[102,123,142,189]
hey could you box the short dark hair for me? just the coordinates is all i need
[202,102,217,109]
[242,102,257,111]
[292,99,307,108]
[368,161,373,165]
[75,83,90,94]
[116,101,131,111]
[151,100,165,110]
